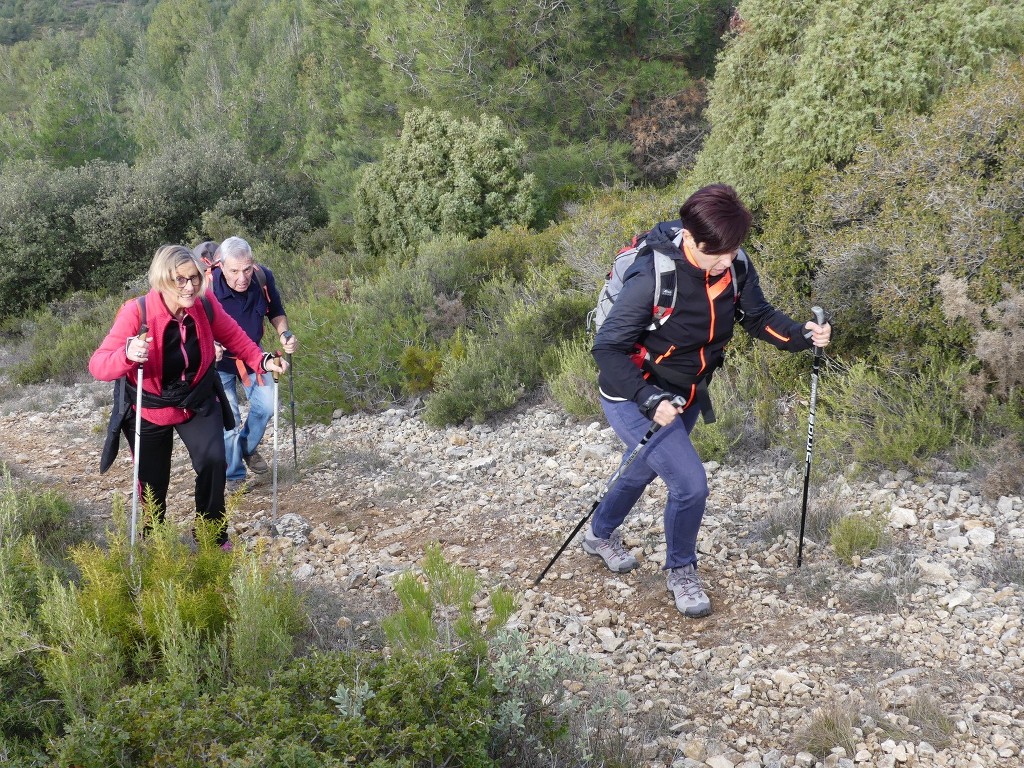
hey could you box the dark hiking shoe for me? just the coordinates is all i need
[581,523,639,573]
[243,450,269,474]
[666,564,712,618]
[226,478,253,494]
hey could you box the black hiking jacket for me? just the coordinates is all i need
[592,220,812,416]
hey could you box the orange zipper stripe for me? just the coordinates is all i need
[765,325,790,342]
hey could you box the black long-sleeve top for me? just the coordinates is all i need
[592,220,812,411]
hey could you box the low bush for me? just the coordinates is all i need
[815,357,967,473]
[12,291,126,386]
[489,631,636,768]
[423,269,591,426]
[55,649,497,768]
[795,700,858,760]
[0,475,71,760]
[292,226,564,421]
[544,334,602,421]
[830,512,888,565]
[3,476,641,766]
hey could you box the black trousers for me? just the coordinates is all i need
[121,398,227,538]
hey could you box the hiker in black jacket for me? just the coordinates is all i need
[585,184,831,617]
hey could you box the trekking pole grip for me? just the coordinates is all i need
[134,324,149,367]
[803,306,826,345]
[272,352,282,383]
[811,305,825,329]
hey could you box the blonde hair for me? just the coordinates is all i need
[148,245,208,294]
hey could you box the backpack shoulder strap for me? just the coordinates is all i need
[649,248,678,327]
[199,295,214,323]
[731,248,749,302]
[253,264,271,315]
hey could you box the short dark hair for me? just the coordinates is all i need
[678,184,752,254]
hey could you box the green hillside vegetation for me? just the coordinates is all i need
[0,476,640,766]
[0,0,1022,483]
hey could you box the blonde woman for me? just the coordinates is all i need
[91,245,288,546]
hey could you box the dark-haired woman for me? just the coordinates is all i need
[584,184,832,617]
[90,245,288,546]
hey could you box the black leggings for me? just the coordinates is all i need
[121,399,227,537]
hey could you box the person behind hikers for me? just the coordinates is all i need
[585,184,832,617]
[207,236,298,493]
[90,245,288,545]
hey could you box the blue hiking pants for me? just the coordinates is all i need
[591,397,707,570]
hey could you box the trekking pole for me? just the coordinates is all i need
[283,331,298,468]
[129,322,149,564]
[797,306,826,568]
[533,396,684,586]
[271,353,281,527]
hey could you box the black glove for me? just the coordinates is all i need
[640,392,673,420]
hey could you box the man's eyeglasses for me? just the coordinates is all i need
[175,274,203,289]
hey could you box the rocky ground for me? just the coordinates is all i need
[0,379,1022,768]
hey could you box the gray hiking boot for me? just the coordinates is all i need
[666,564,712,618]
[243,450,269,474]
[581,523,639,573]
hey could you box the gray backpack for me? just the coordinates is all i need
[587,226,747,334]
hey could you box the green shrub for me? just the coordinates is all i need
[489,630,635,768]
[810,57,1024,371]
[0,476,69,756]
[56,648,498,768]
[423,269,591,426]
[48,498,305,693]
[354,108,537,261]
[383,543,515,659]
[692,0,1023,209]
[545,334,602,421]
[830,513,888,565]
[0,138,323,316]
[13,291,125,385]
[815,358,967,472]
[559,187,678,293]
[0,160,101,316]
[292,226,564,421]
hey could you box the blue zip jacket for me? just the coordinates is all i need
[211,264,286,376]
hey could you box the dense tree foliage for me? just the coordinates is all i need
[691,0,1024,208]
[0,0,731,228]
[354,108,537,261]
[0,137,322,315]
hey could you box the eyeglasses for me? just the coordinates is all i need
[175,274,203,289]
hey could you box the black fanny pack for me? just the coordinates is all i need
[99,366,234,474]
